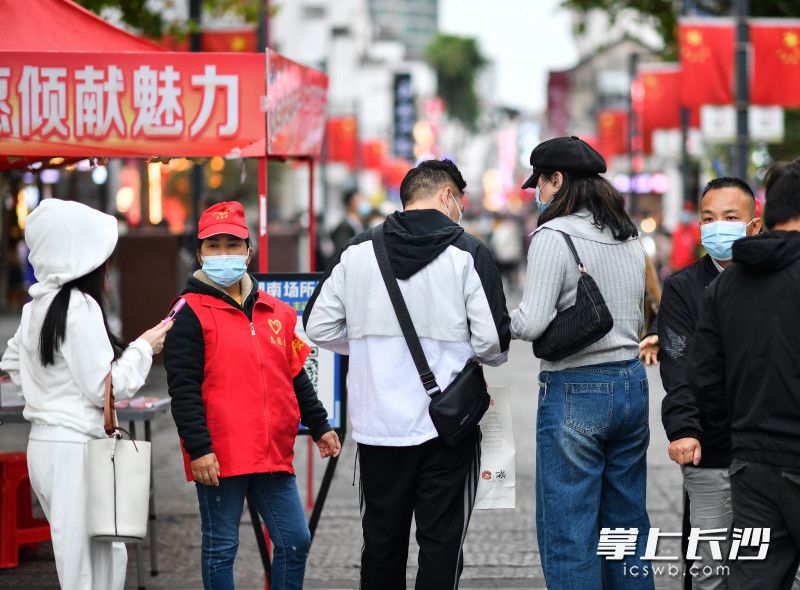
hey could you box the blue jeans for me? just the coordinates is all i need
[195,472,310,590]
[536,359,654,589]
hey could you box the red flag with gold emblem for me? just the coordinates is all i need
[160,29,257,52]
[635,64,700,154]
[360,139,387,170]
[639,66,681,131]
[679,19,735,106]
[326,117,358,168]
[751,20,800,107]
[597,110,628,159]
[289,333,311,377]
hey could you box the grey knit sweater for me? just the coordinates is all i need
[510,209,645,371]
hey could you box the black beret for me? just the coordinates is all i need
[521,136,607,189]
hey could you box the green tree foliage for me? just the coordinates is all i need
[563,0,797,57]
[425,34,487,131]
[76,0,166,38]
[74,0,269,38]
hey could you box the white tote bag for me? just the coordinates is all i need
[87,374,152,542]
[474,386,516,510]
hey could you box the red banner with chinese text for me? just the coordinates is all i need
[0,51,266,159]
[266,50,328,158]
[751,19,800,107]
[679,19,735,106]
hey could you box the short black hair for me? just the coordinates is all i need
[343,188,360,208]
[399,159,466,207]
[197,236,251,250]
[763,159,800,229]
[701,176,755,199]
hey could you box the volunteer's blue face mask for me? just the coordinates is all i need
[700,220,754,261]
[357,201,371,217]
[535,179,551,214]
[202,255,249,287]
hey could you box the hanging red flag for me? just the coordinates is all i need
[640,66,681,131]
[547,71,571,137]
[360,140,387,170]
[159,29,257,52]
[679,19,735,106]
[597,110,628,160]
[202,29,257,52]
[636,64,701,154]
[382,157,412,190]
[325,117,358,168]
[751,19,800,107]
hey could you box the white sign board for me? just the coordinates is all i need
[701,105,784,143]
[474,386,516,510]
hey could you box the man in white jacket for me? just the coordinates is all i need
[303,159,510,589]
[1,199,169,590]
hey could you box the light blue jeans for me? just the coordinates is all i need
[195,472,310,590]
[536,359,654,589]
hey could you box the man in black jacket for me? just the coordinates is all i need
[691,160,800,589]
[659,177,762,588]
[330,188,365,254]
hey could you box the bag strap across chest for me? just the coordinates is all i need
[372,226,441,397]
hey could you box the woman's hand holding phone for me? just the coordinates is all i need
[140,321,173,355]
[138,298,184,355]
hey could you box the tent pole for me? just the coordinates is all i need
[258,157,269,272]
[308,158,316,272]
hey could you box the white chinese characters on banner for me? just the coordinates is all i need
[0,68,10,136]
[191,65,238,138]
[18,66,69,139]
[4,62,244,142]
[75,65,126,138]
[132,65,184,137]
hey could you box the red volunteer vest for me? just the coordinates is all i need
[179,290,310,481]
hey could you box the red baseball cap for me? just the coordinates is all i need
[198,201,249,240]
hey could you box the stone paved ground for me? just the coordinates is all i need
[0,312,685,589]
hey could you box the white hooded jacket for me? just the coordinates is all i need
[0,199,152,441]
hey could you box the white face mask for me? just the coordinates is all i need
[444,193,464,225]
[449,193,463,225]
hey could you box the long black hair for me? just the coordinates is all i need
[537,170,638,241]
[39,260,127,366]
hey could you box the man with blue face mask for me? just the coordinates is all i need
[691,160,800,590]
[659,177,762,589]
[164,201,341,590]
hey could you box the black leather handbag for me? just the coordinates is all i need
[372,226,490,446]
[532,231,614,362]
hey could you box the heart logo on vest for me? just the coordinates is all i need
[268,319,282,334]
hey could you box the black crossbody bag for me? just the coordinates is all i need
[372,226,490,446]
[532,231,614,361]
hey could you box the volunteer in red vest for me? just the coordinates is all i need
[164,201,341,590]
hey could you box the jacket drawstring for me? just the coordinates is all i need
[352,445,359,487]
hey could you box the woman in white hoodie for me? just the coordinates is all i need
[0,199,171,590]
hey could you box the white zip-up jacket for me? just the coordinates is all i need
[0,199,153,442]
[303,209,510,446]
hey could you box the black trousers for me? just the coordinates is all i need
[729,460,800,590]
[357,428,481,590]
